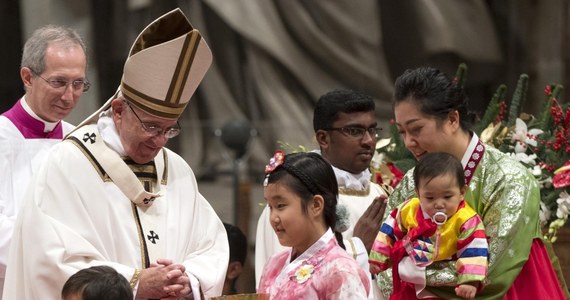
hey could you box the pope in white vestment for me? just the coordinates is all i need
[3,118,228,299]
[3,9,229,300]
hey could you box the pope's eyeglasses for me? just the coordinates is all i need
[125,101,181,139]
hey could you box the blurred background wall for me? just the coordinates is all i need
[1,0,569,293]
[2,0,569,176]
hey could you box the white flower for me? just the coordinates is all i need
[510,152,538,165]
[294,263,314,284]
[539,177,553,189]
[513,141,528,153]
[530,165,542,177]
[555,191,570,220]
[370,151,386,169]
[512,118,544,148]
[540,202,552,226]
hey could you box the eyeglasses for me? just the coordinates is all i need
[125,101,181,139]
[32,70,91,92]
[325,126,381,139]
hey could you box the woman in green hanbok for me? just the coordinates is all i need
[376,66,567,300]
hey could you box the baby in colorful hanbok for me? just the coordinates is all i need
[258,150,370,299]
[369,152,488,299]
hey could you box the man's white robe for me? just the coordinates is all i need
[2,123,229,300]
[255,165,389,299]
[0,113,73,299]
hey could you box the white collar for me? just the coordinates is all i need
[331,165,371,191]
[97,109,127,156]
[460,133,480,169]
[289,228,333,263]
[21,96,60,132]
[312,150,370,191]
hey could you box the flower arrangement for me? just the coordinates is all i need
[372,64,570,242]
[477,78,570,242]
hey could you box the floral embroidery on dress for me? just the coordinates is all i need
[289,256,323,284]
[293,263,314,284]
[463,140,485,185]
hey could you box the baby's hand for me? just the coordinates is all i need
[455,283,477,299]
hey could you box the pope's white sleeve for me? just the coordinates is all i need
[187,272,201,300]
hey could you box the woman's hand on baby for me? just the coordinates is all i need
[455,283,477,299]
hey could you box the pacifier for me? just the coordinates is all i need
[432,211,448,226]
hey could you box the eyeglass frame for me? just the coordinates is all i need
[124,101,182,139]
[30,69,91,92]
[324,126,382,139]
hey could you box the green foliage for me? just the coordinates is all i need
[537,84,563,131]
[474,74,570,241]
[276,141,307,154]
[454,63,468,88]
[506,74,528,128]
[473,84,506,135]
[376,122,416,174]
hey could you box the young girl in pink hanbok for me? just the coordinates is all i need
[258,150,370,299]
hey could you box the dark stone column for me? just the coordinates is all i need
[90,0,128,107]
[0,1,23,113]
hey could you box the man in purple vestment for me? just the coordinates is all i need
[0,25,88,298]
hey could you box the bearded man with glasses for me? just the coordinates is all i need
[255,89,391,299]
[3,9,228,300]
[0,25,88,299]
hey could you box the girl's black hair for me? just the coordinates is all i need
[265,152,345,249]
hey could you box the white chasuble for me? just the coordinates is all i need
[0,114,74,299]
[2,123,229,300]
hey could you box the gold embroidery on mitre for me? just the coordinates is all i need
[121,83,186,119]
[166,31,201,106]
[121,31,202,120]
[119,7,210,120]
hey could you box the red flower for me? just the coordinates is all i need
[387,163,404,188]
[545,85,552,96]
[553,161,570,189]
[265,150,285,174]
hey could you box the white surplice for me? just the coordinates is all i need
[255,160,388,300]
[2,116,229,300]
[0,104,74,299]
